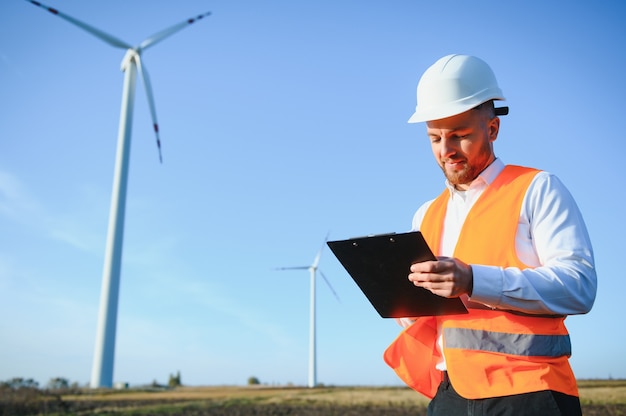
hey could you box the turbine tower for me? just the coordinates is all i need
[25,1,211,388]
[276,235,340,388]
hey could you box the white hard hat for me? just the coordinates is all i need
[408,54,508,123]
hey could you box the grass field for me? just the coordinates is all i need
[2,380,626,415]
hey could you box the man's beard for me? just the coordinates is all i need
[440,161,480,186]
[439,144,493,187]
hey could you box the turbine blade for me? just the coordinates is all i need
[138,11,211,51]
[25,1,132,50]
[312,232,330,268]
[274,266,310,271]
[134,55,163,163]
[312,251,322,269]
[319,270,341,303]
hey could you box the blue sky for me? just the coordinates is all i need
[1,0,625,388]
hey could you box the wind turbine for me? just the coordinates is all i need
[24,1,211,388]
[275,235,340,388]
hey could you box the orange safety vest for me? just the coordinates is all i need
[384,165,578,399]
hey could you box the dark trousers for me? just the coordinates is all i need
[427,373,582,416]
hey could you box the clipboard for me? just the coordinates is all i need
[327,231,467,318]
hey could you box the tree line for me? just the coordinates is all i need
[1,372,183,392]
[1,377,80,391]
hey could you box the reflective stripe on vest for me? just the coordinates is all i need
[444,327,572,357]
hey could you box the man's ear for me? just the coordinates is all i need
[488,116,500,142]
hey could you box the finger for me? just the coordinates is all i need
[410,260,438,273]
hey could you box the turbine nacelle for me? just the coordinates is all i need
[120,49,139,71]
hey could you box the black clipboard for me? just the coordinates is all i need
[327,231,467,318]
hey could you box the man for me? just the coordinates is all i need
[383,54,597,415]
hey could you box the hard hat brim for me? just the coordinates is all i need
[407,98,507,123]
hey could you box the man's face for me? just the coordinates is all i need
[426,108,499,190]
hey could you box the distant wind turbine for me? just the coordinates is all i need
[24,1,211,388]
[275,235,340,388]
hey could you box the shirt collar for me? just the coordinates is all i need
[445,158,505,195]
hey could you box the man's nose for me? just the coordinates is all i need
[439,137,456,159]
